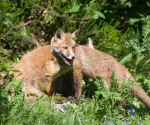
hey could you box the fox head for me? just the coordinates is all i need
[51,29,79,66]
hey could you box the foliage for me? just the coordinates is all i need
[1,76,149,125]
[119,16,150,95]
[0,0,150,124]
[0,0,150,60]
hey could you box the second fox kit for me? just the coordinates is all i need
[12,29,78,100]
[73,38,150,109]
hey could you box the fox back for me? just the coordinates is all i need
[73,44,150,109]
[74,45,135,85]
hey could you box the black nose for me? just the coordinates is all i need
[72,56,75,59]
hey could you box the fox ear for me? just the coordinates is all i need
[86,37,95,49]
[50,37,54,53]
[54,29,65,40]
[71,29,80,39]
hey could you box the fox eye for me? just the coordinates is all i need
[63,46,68,49]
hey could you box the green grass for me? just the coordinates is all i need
[1,77,150,125]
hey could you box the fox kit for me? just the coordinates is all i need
[73,38,150,109]
[12,29,79,101]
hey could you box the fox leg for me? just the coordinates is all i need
[65,70,74,97]
[22,84,47,102]
[73,69,83,99]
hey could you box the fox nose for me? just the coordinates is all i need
[72,56,75,59]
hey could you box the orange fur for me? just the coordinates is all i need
[11,29,79,101]
[73,39,150,109]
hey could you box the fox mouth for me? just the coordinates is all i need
[60,54,72,66]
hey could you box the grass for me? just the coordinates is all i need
[1,77,150,125]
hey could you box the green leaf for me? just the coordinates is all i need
[120,47,141,64]
[92,11,105,19]
[66,4,80,13]
[125,2,132,7]
[10,79,23,88]
[2,20,10,25]
[0,1,9,10]
[120,52,133,64]
[2,62,10,71]
[59,8,65,13]
[128,18,140,23]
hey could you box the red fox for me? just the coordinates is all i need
[11,33,150,109]
[11,29,79,101]
[73,38,150,109]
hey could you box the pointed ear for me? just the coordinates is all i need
[54,29,65,40]
[71,29,80,39]
[86,37,95,49]
[50,37,54,53]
